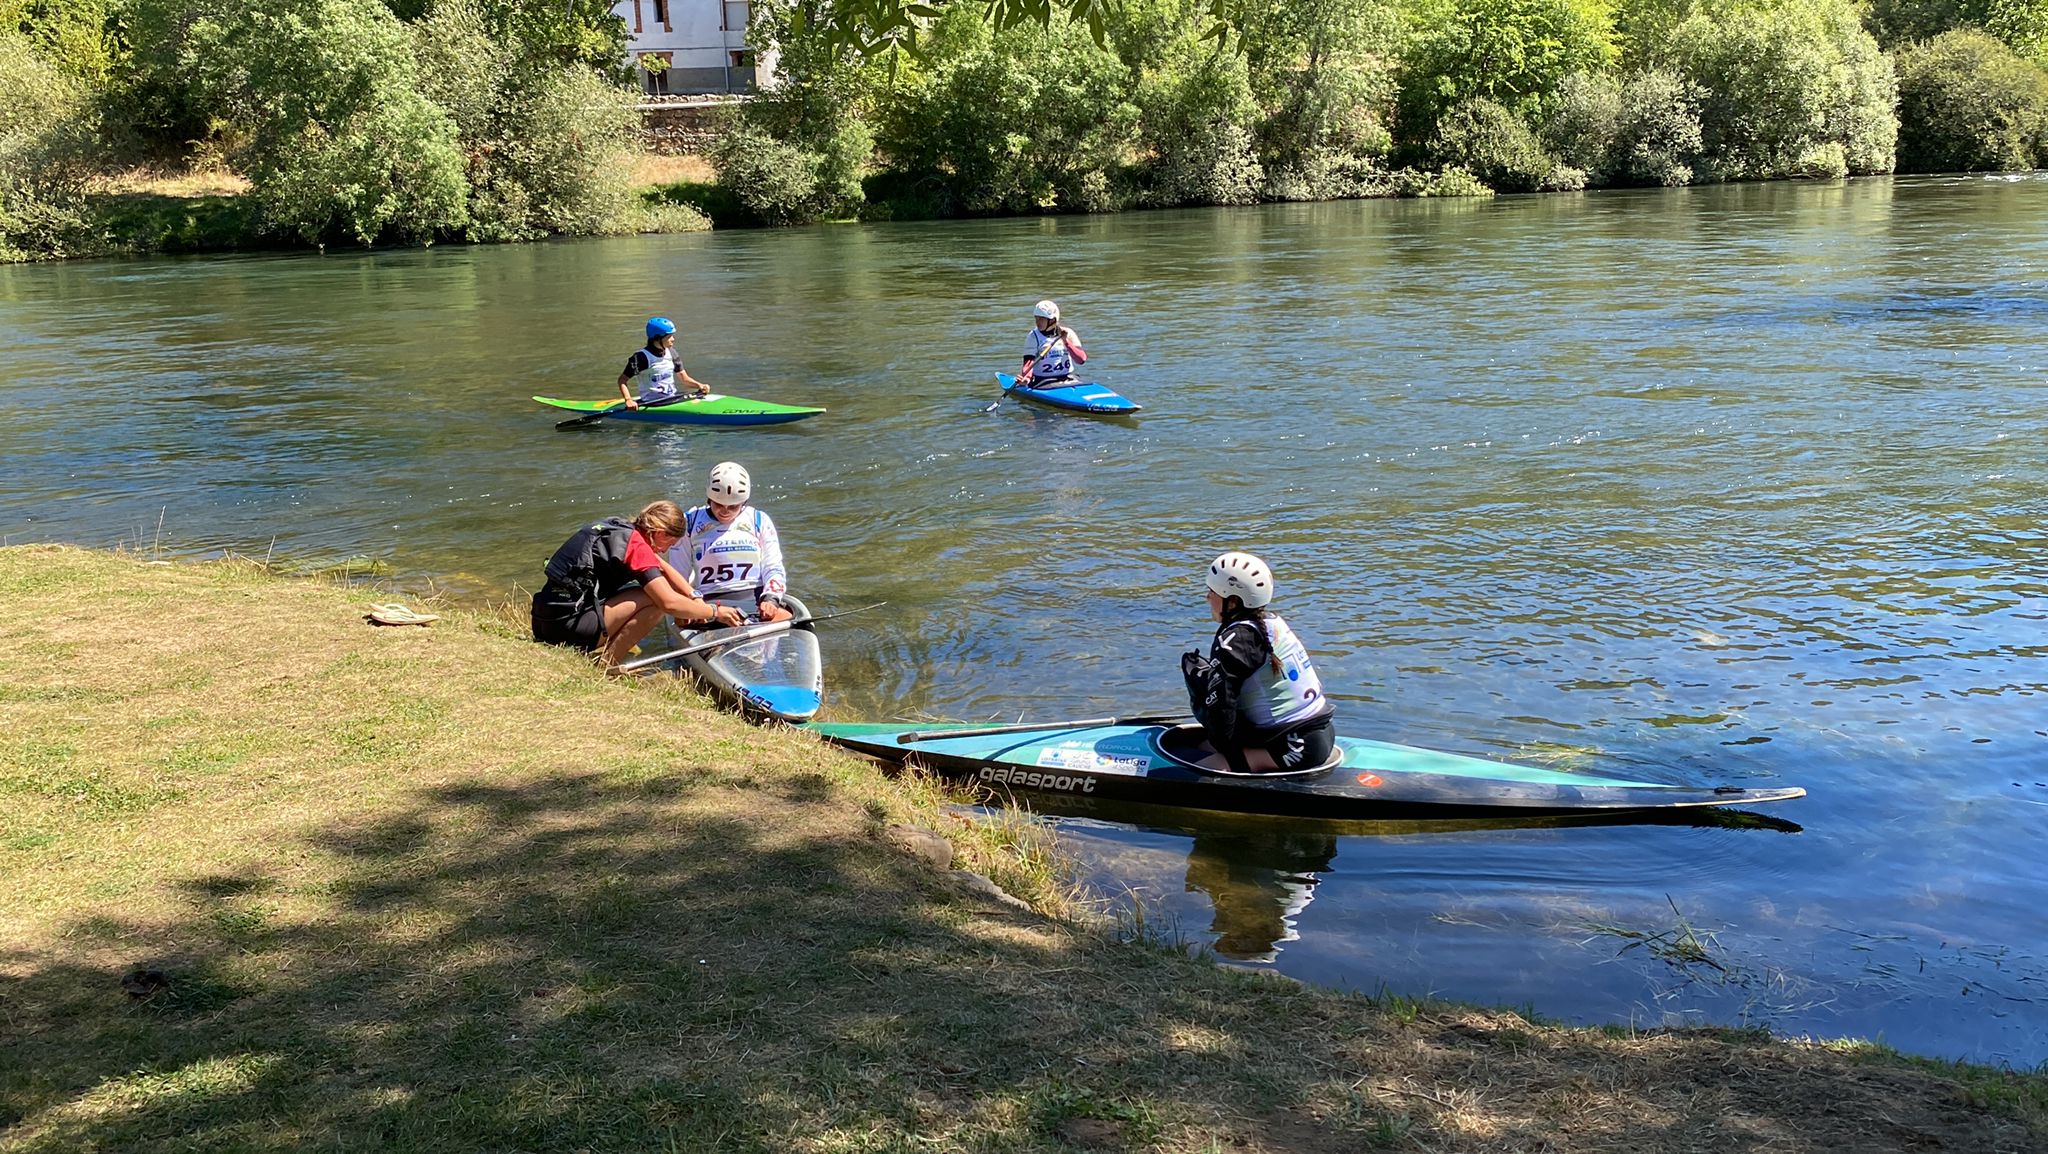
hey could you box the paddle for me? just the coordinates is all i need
[555,392,700,430]
[617,601,887,673]
[896,712,1190,744]
[983,330,1070,413]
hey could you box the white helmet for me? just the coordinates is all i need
[1033,299,1060,321]
[1206,552,1273,608]
[706,461,751,505]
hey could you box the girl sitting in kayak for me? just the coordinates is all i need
[666,462,795,625]
[617,316,713,411]
[532,501,745,667]
[1180,552,1337,774]
[1017,299,1087,387]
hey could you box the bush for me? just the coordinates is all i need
[1135,43,1265,206]
[711,120,827,225]
[1896,29,2048,170]
[1676,0,1896,180]
[0,32,97,259]
[1433,97,1560,191]
[178,0,470,244]
[1545,71,1622,177]
[414,0,640,242]
[1609,68,1701,185]
[1398,0,1618,144]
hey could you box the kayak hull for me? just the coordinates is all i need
[534,394,825,427]
[805,721,1806,820]
[996,374,1141,414]
[674,595,824,722]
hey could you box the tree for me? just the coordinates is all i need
[1397,0,1619,145]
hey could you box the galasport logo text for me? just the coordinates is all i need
[979,766,1098,793]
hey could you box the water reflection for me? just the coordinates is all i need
[1184,831,1338,962]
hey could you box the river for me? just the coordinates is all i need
[3,174,2044,1065]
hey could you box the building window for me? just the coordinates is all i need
[653,0,669,29]
[730,50,755,68]
[630,0,642,33]
[722,0,749,31]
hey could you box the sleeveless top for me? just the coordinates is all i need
[1236,613,1328,729]
[1025,328,1077,380]
[624,345,679,403]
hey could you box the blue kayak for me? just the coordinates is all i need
[806,718,1806,820]
[996,374,1141,415]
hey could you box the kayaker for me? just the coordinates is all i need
[532,501,745,667]
[1180,552,1336,774]
[1017,300,1087,387]
[616,316,712,411]
[666,462,795,625]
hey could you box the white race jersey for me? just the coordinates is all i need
[624,346,679,403]
[668,505,787,604]
[1242,613,1328,729]
[1025,328,1077,380]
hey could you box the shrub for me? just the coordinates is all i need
[1433,97,1558,191]
[1676,0,1896,180]
[1896,29,2048,170]
[739,0,874,218]
[1135,43,1265,206]
[0,31,97,259]
[1609,68,1701,185]
[1398,0,1618,144]
[1545,71,1622,177]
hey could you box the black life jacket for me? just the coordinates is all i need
[538,517,637,615]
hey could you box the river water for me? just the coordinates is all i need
[3,175,2044,1065]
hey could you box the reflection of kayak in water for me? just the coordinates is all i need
[1184,833,1336,963]
[805,718,1806,820]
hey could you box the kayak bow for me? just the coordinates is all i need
[996,374,1141,415]
[806,719,1805,820]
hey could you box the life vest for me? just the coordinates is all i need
[672,506,786,601]
[1240,614,1328,729]
[1026,329,1075,380]
[627,346,679,402]
[539,517,636,614]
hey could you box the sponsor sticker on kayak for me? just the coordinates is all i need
[1036,748,1147,775]
[980,765,1097,794]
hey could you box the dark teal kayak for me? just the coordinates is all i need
[996,374,1142,414]
[806,718,1806,820]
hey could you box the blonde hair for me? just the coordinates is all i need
[634,500,688,539]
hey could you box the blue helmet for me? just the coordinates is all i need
[646,316,677,340]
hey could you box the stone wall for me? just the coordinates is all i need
[638,98,741,155]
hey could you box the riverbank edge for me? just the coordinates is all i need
[2,543,2041,1152]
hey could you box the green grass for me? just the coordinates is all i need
[1,543,2043,1153]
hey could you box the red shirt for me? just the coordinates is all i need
[622,530,664,586]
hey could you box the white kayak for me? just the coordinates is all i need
[673,594,825,722]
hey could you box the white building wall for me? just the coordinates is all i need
[613,0,774,94]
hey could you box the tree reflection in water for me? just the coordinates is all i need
[1182,832,1339,962]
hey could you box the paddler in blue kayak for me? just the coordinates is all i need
[616,316,713,411]
[666,462,795,625]
[1181,552,1337,774]
[532,501,746,667]
[1017,300,1087,387]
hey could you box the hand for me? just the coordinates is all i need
[691,385,710,398]
[758,601,793,624]
[624,398,640,411]
[712,604,745,628]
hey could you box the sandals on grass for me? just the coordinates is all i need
[366,602,440,627]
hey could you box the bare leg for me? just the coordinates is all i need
[599,590,668,667]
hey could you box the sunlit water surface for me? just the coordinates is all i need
[3,175,2045,1064]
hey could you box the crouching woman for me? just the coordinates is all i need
[532,501,744,668]
[1180,552,1336,773]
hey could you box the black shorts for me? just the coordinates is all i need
[1211,714,1336,773]
[532,592,602,653]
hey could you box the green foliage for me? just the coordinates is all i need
[414,0,641,241]
[729,0,875,219]
[1398,0,1619,145]
[1676,0,1896,179]
[0,30,97,259]
[1134,39,1265,205]
[8,0,122,84]
[1431,95,1564,189]
[1610,67,1702,184]
[1895,29,2048,170]
[712,120,828,224]
[873,10,1137,214]
[1544,70,1620,173]
[1235,0,1402,177]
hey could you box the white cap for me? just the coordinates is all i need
[1206,552,1273,608]
[707,461,750,505]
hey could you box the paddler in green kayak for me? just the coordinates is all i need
[1181,552,1337,773]
[531,501,745,667]
[616,316,713,411]
[1017,299,1087,387]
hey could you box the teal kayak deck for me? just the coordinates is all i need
[806,720,1805,819]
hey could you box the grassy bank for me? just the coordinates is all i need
[2,545,2042,1152]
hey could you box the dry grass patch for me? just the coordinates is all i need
[88,167,252,198]
[629,151,715,188]
[1,544,2043,1153]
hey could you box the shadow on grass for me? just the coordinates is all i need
[2,768,2040,1152]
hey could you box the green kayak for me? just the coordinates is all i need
[534,394,825,427]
